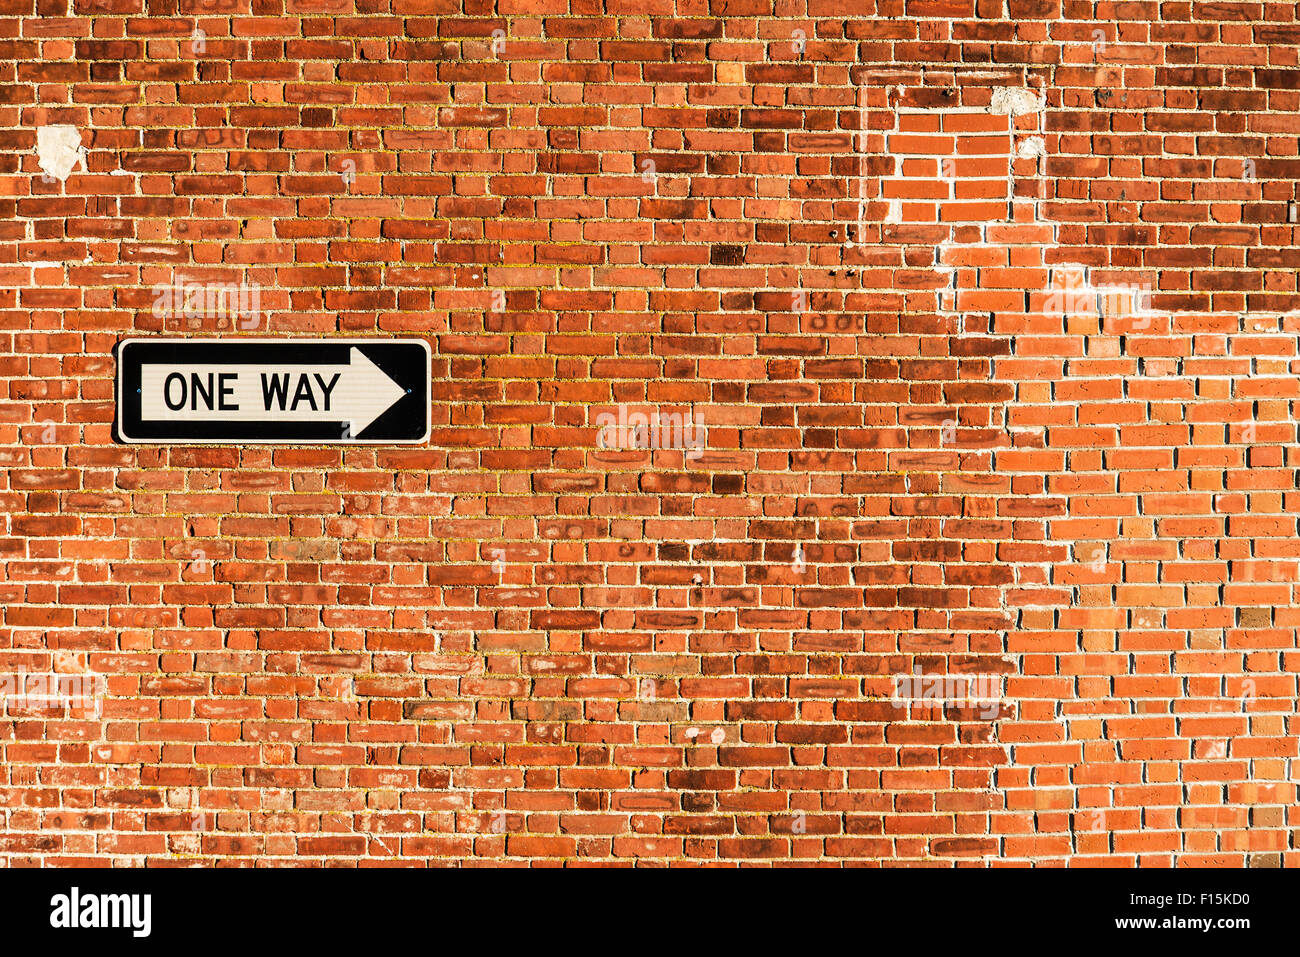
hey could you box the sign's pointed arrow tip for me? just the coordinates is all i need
[347,347,406,436]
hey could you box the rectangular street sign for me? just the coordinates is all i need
[115,338,430,444]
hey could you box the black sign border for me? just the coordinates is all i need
[114,337,431,445]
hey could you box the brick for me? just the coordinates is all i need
[0,14,1294,871]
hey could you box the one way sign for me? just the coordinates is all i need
[115,338,430,444]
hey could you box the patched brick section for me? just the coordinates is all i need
[881,106,1017,226]
[875,71,1300,865]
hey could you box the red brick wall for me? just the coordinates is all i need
[2,2,1297,866]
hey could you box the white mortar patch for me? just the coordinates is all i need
[1016,135,1046,159]
[989,87,1044,117]
[35,125,86,182]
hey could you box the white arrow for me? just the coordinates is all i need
[140,347,406,436]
